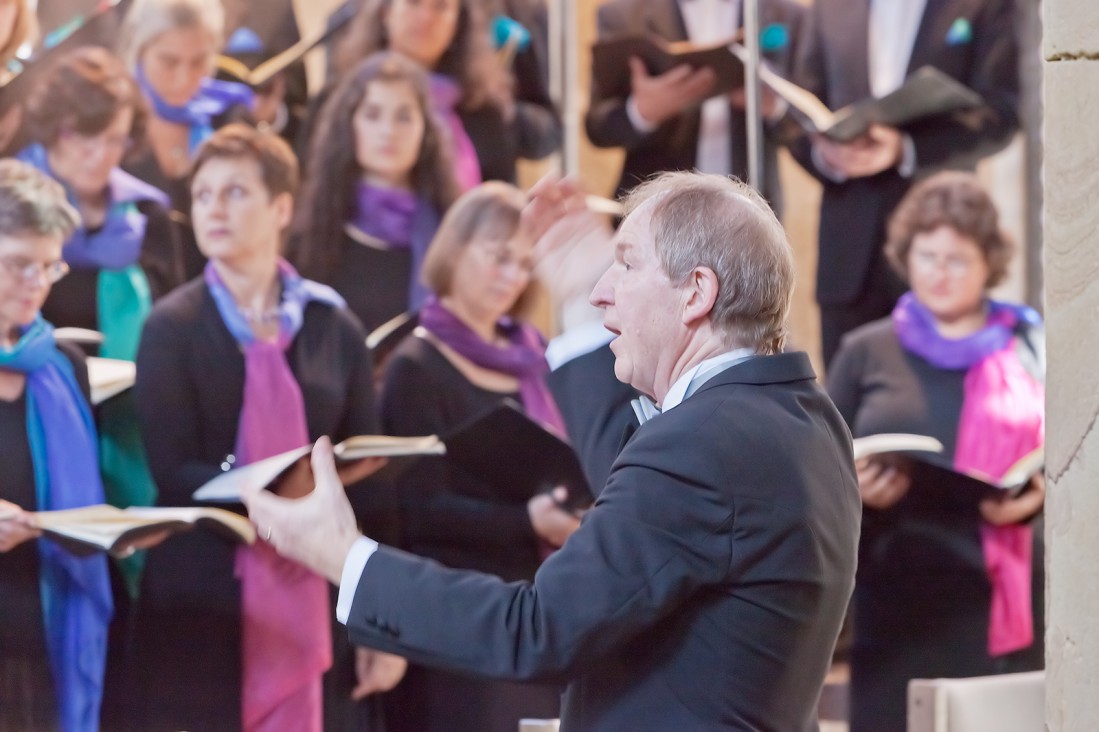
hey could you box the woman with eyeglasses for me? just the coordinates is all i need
[118,0,253,279]
[16,45,184,610]
[18,45,183,362]
[0,159,114,731]
[826,172,1045,732]
[377,182,578,732]
[328,0,560,188]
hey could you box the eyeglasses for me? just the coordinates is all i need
[910,250,980,276]
[476,242,535,274]
[58,127,134,155]
[0,256,70,284]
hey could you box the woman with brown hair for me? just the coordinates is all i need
[378,181,578,732]
[291,51,459,333]
[827,171,1045,732]
[327,0,559,187]
[18,45,182,355]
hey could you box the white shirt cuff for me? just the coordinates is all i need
[811,141,849,183]
[625,95,659,134]
[897,133,917,178]
[336,536,379,624]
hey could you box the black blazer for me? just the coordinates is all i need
[585,0,805,210]
[345,351,861,731]
[789,0,1019,306]
[544,343,637,496]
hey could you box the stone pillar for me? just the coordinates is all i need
[1042,0,1099,728]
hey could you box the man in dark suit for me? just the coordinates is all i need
[788,0,1019,365]
[586,0,805,211]
[245,172,861,731]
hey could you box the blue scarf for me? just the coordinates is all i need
[0,317,113,732]
[136,64,255,154]
[203,258,346,345]
[892,292,1042,370]
[349,182,440,309]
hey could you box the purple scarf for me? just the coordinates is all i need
[16,143,169,269]
[419,297,565,436]
[350,182,441,308]
[892,291,1041,371]
[136,64,254,153]
[893,292,1044,657]
[427,73,481,191]
[205,260,343,731]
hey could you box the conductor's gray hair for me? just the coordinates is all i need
[620,172,795,354]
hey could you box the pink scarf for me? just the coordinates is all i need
[206,262,336,731]
[953,344,1044,657]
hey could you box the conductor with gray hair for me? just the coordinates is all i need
[245,172,861,731]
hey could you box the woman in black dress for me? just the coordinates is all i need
[291,51,459,333]
[379,182,580,732]
[131,125,396,731]
[827,172,1045,732]
[0,160,113,732]
[329,0,560,187]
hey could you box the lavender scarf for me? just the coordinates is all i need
[350,182,441,308]
[419,297,565,435]
[136,64,254,154]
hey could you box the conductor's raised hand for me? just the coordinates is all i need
[629,58,717,126]
[242,437,375,583]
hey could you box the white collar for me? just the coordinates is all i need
[545,320,614,371]
[660,347,756,413]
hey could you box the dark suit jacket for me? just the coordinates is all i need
[585,0,805,210]
[545,343,638,496]
[789,0,1019,307]
[345,351,861,731]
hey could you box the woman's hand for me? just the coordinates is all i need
[980,473,1046,526]
[111,529,174,558]
[856,457,912,510]
[0,499,41,553]
[352,647,408,700]
[527,487,582,547]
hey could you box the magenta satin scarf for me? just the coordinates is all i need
[206,262,333,731]
[953,344,1044,657]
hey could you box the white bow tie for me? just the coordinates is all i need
[631,396,662,425]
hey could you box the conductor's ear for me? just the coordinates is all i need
[682,266,719,325]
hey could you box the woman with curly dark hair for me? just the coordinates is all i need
[827,171,1045,732]
[326,0,560,187]
[291,51,460,333]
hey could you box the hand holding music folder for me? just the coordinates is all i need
[853,433,1044,495]
[0,504,256,557]
[193,401,594,511]
[591,33,745,99]
[751,60,984,143]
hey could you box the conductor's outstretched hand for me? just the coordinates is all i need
[243,437,380,584]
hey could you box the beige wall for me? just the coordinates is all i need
[1042,0,1099,725]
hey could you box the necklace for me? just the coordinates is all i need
[238,304,281,325]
